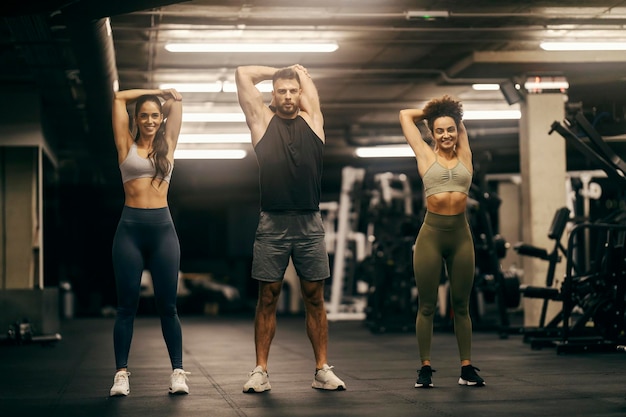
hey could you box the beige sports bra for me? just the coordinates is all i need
[422,157,471,197]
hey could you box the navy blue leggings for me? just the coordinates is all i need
[111,206,182,370]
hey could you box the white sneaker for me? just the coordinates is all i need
[110,371,130,396]
[312,364,346,390]
[169,369,190,395]
[243,366,271,393]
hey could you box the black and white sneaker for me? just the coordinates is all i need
[458,365,485,387]
[414,365,435,388]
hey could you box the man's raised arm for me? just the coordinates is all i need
[292,65,324,141]
[235,65,276,145]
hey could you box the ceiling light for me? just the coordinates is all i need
[182,113,246,123]
[463,110,521,120]
[405,10,449,20]
[178,133,249,144]
[355,145,413,158]
[222,80,273,93]
[159,82,222,93]
[540,41,626,51]
[472,84,501,91]
[164,42,338,53]
[174,149,247,159]
[159,81,273,93]
[524,76,569,91]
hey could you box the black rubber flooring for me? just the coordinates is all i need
[1,314,625,417]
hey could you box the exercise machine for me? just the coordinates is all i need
[556,222,626,353]
[466,181,522,338]
[362,172,420,333]
[530,111,626,353]
[516,207,571,342]
[324,166,368,321]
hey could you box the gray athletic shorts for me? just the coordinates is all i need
[251,211,331,282]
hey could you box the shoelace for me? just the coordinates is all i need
[249,368,267,377]
[316,365,334,376]
[114,372,129,384]
[419,367,436,376]
[172,371,190,384]
[462,366,482,379]
[112,375,129,390]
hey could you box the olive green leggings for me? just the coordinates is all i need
[413,211,475,362]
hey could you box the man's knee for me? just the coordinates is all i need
[258,281,282,308]
[300,280,324,303]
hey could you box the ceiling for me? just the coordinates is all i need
[3,0,626,208]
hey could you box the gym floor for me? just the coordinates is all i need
[1,314,625,417]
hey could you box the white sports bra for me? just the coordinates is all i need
[119,143,172,183]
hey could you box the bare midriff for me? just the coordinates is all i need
[426,191,468,215]
[122,177,169,208]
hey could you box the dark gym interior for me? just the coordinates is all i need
[1,2,625,416]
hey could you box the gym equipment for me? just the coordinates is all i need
[517,221,626,352]
[556,222,626,353]
[549,119,626,187]
[531,116,626,353]
[324,166,369,321]
[466,182,521,337]
[0,319,62,346]
[516,206,571,340]
[362,233,417,333]
[362,172,420,333]
[574,111,626,174]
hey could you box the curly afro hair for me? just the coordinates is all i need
[422,95,463,133]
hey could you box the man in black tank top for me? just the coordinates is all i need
[235,64,346,393]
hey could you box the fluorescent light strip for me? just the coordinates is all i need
[174,149,247,159]
[463,110,521,120]
[540,42,626,51]
[223,80,273,93]
[178,133,250,144]
[405,10,449,19]
[472,84,501,91]
[160,82,222,93]
[159,80,273,93]
[165,42,338,53]
[181,110,520,124]
[356,145,413,158]
[183,113,246,123]
[524,80,569,90]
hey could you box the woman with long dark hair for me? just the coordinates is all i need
[108,88,189,396]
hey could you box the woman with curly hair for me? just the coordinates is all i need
[399,96,485,389]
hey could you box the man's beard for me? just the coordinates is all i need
[278,103,298,116]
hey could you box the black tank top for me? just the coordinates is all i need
[254,115,324,211]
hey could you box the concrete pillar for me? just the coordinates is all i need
[519,93,567,327]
